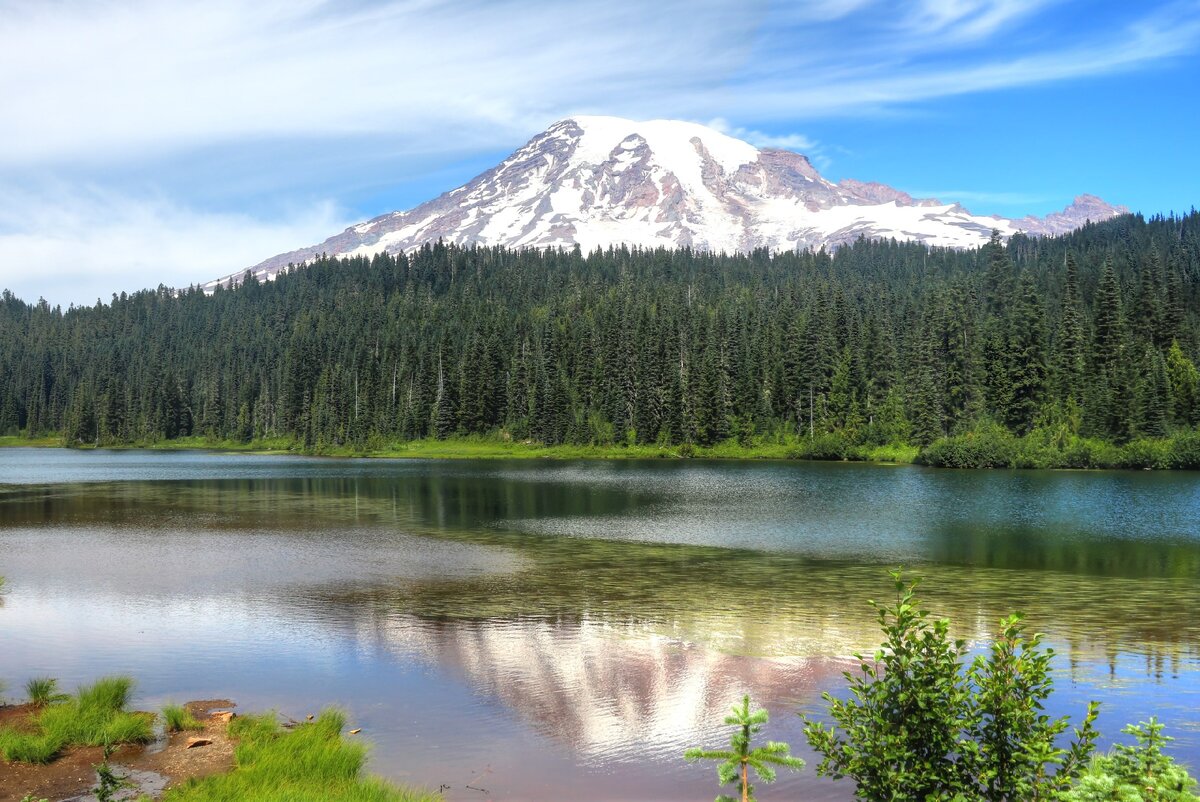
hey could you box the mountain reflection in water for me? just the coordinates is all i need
[1,450,1198,800]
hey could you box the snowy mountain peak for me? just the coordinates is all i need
[209,116,1127,290]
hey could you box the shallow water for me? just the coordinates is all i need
[1,449,1198,800]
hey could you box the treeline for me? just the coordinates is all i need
[1,211,1199,462]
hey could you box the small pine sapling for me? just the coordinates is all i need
[1064,718,1199,801]
[686,695,804,802]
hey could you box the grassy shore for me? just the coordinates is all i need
[0,432,920,464]
[0,676,152,764]
[159,709,439,802]
[0,434,62,448]
[5,427,1200,469]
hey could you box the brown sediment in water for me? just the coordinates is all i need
[0,700,238,802]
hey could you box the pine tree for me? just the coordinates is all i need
[685,696,804,802]
[1053,254,1087,404]
[1004,272,1047,435]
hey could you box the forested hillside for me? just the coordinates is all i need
[2,212,1199,466]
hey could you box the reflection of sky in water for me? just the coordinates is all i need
[1,449,1199,800]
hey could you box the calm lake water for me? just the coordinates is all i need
[1,448,1198,800]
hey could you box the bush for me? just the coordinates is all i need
[921,424,1018,468]
[1064,718,1199,801]
[1168,430,1200,469]
[787,432,854,461]
[1117,439,1171,470]
[804,571,1099,800]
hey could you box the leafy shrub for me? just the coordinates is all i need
[921,422,1018,468]
[1168,430,1200,469]
[1117,439,1171,470]
[1064,718,1199,801]
[804,571,1098,800]
[788,432,853,461]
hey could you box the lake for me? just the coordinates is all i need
[1,448,1198,800]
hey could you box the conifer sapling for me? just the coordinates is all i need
[685,695,804,802]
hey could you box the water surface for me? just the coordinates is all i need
[1,449,1198,800]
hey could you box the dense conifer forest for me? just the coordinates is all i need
[2,212,1199,467]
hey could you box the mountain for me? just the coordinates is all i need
[207,116,1126,289]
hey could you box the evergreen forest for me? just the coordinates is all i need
[2,211,1200,468]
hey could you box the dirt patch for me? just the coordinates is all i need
[0,701,238,802]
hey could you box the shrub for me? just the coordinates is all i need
[1064,718,1199,801]
[804,570,1099,800]
[1168,430,1200,469]
[1118,439,1171,470]
[921,422,1018,468]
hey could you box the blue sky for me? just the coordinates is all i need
[1,0,1198,306]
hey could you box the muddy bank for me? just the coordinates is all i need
[0,700,237,802]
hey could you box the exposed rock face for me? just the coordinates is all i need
[206,117,1127,290]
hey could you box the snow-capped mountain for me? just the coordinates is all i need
[208,116,1126,289]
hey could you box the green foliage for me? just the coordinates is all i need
[0,676,151,764]
[162,703,204,732]
[0,212,1197,463]
[0,729,62,763]
[920,419,1017,468]
[93,742,133,802]
[161,709,439,802]
[26,677,69,707]
[804,571,1099,800]
[1064,719,1199,801]
[920,421,1200,470]
[685,695,804,802]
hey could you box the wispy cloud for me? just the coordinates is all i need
[904,189,1053,209]
[0,0,1197,303]
[0,183,351,305]
[706,119,830,170]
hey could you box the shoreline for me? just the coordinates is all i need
[2,434,920,464]
[3,430,1199,470]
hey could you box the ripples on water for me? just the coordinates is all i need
[1,449,1198,800]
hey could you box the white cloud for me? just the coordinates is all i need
[1,0,1195,167]
[903,189,1053,208]
[0,0,1197,303]
[0,183,351,306]
[707,119,830,170]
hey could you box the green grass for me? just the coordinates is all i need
[25,677,68,707]
[0,676,152,764]
[162,703,204,732]
[161,709,440,802]
[0,434,61,447]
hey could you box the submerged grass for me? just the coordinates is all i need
[162,703,203,732]
[0,676,152,764]
[161,709,440,802]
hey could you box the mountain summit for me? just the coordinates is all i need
[212,116,1126,288]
